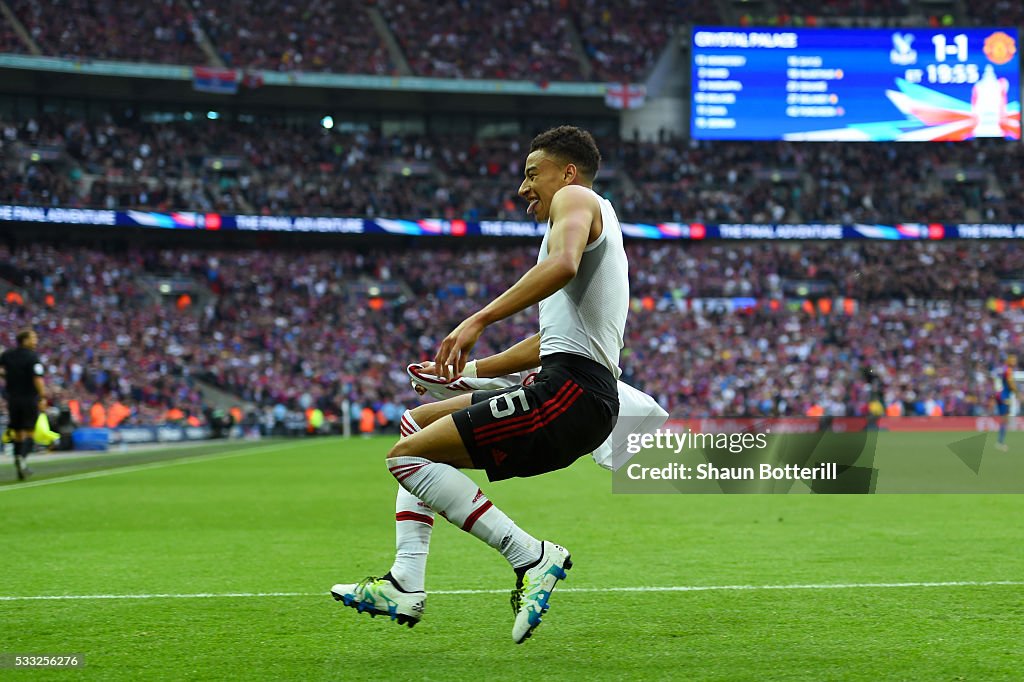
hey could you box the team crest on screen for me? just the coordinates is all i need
[890,33,918,66]
[984,31,1017,66]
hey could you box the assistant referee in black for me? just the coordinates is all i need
[1,329,47,480]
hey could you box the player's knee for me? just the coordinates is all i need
[387,436,418,460]
[408,403,442,429]
[400,407,429,435]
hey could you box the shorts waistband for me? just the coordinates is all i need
[540,352,615,381]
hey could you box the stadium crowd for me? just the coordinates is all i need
[193,0,393,74]
[2,241,1021,432]
[740,0,912,26]
[3,114,1022,223]
[574,0,718,82]
[1,244,206,427]
[2,1,1021,446]
[5,0,208,65]
[2,1,1020,80]
[0,15,25,54]
[0,0,715,82]
[955,0,1022,26]
[612,139,1023,224]
[377,0,585,81]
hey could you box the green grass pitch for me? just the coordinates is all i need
[0,436,1021,680]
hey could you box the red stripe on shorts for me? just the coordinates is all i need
[474,384,582,445]
[475,386,583,446]
[472,380,576,437]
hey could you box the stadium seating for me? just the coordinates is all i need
[1,244,205,426]
[376,0,586,81]
[574,0,718,81]
[191,0,394,73]
[3,114,1021,223]
[0,0,728,81]
[962,0,1023,26]
[2,241,1019,426]
[6,0,208,65]
[2,1,1021,428]
[2,1,1019,80]
[0,15,27,54]
[739,0,912,27]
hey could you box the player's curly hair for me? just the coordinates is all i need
[530,125,601,181]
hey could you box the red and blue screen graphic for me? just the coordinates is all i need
[691,27,1020,141]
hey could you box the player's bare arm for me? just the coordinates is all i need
[476,333,541,376]
[417,333,541,380]
[434,186,600,378]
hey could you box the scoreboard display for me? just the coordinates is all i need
[691,27,1020,141]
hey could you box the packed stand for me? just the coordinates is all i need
[1,244,206,428]
[738,0,1023,27]
[962,0,1024,26]
[2,0,678,81]
[625,241,1024,416]
[6,0,208,65]
[573,0,718,81]
[0,14,28,54]
[0,116,538,218]
[623,301,1013,419]
[3,0,1017,82]
[188,246,540,409]
[626,241,1024,302]
[376,0,584,81]
[189,0,394,73]
[4,114,1023,223]
[778,0,912,17]
[3,241,1023,430]
[1,115,230,212]
[739,0,912,26]
[610,138,1024,224]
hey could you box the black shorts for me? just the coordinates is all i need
[6,397,39,431]
[452,352,618,482]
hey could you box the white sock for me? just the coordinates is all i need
[399,410,419,438]
[388,455,542,569]
[389,411,433,592]
[389,485,433,592]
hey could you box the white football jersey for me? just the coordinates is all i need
[537,187,629,378]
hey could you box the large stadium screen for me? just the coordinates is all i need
[691,27,1021,141]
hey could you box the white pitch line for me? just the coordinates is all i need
[0,592,312,601]
[1,581,1021,602]
[0,440,311,492]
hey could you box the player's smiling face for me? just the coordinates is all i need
[518,150,574,223]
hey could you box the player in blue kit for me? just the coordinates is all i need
[995,355,1018,451]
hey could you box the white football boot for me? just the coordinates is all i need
[331,575,426,628]
[510,541,572,644]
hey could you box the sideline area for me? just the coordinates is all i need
[0,437,336,487]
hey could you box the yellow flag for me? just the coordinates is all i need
[34,413,61,446]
